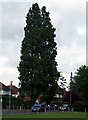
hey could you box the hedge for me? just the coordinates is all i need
[72,101,88,112]
[2,96,34,109]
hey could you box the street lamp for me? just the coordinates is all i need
[85,66,88,112]
[9,81,13,110]
[70,72,72,111]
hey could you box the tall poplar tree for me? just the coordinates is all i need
[18,3,59,103]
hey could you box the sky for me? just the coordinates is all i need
[0,0,86,87]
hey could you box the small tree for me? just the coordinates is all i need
[72,65,88,102]
[18,3,60,103]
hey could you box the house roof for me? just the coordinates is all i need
[0,82,18,94]
[0,82,9,91]
[23,96,31,101]
[7,85,18,94]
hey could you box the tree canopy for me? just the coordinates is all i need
[18,3,60,104]
[72,65,88,102]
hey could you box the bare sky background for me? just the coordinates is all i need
[0,0,86,87]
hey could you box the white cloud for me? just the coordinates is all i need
[0,56,8,68]
[2,39,21,68]
[0,68,19,87]
[2,2,30,41]
[77,27,86,35]
[56,42,86,84]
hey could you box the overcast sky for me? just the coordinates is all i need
[0,0,86,87]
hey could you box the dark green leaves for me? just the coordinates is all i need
[18,3,59,103]
[72,65,88,102]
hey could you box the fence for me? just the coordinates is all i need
[2,106,69,115]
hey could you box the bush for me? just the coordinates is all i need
[11,97,23,109]
[2,96,9,109]
[2,96,23,109]
[72,101,86,112]
[2,96,34,109]
[22,100,34,109]
[85,103,88,112]
[52,101,62,106]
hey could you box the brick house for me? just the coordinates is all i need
[22,86,66,103]
[7,85,19,98]
[0,82,66,103]
[55,86,66,102]
[35,86,66,103]
[0,82,19,98]
[0,82,10,96]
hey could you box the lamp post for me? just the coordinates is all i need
[9,81,13,110]
[85,66,88,112]
[70,72,72,111]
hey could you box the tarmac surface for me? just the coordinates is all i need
[2,109,60,116]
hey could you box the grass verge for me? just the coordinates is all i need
[2,112,87,118]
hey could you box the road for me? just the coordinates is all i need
[2,109,60,116]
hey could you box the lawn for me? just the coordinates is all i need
[2,112,88,118]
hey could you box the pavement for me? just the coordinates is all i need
[2,109,60,116]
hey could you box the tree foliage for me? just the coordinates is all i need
[63,91,80,104]
[72,65,88,102]
[18,3,60,103]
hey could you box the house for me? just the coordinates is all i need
[23,96,31,101]
[21,86,67,103]
[35,86,66,103]
[0,82,19,98]
[7,85,19,98]
[55,86,66,102]
[0,82,10,96]
[0,82,66,103]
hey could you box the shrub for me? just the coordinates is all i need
[22,100,34,109]
[2,96,23,109]
[72,101,85,112]
[52,101,62,106]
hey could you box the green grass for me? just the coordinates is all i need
[2,112,87,118]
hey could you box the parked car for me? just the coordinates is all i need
[32,104,41,112]
[32,103,46,112]
[46,104,50,110]
[50,104,58,110]
[39,104,46,112]
[59,104,69,111]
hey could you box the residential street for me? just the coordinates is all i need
[2,109,61,116]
